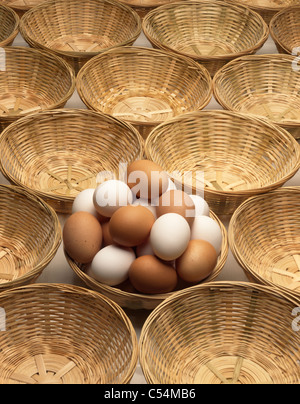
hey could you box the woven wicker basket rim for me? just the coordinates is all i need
[0,4,19,46]
[76,45,213,126]
[228,186,300,297]
[229,0,299,12]
[269,5,300,54]
[0,185,62,288]
[0,282,139,384]
[142,0,269,62]
[2,1,45,11]
[213,53,300,128]
[0,46,75,121]
[65,210,229,305]
[19,0,142,57]
[144,109,300,197]
[0,108,145,203]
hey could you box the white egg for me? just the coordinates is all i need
[189,194,210,217]
[72,188,99,217]
[150,213,191,261]
[132,198,157,219]
[90,245,136,286]
[190,215,222,255]
[93,180,133,217]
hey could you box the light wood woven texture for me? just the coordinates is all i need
[229,187,300,298]
[0,46,75,132]
[213,54,300,140]
[0,109,144,214]
[0,4,19,46]
[0,185,61,292]
[118,0,183,19]
[65,210,228,310]
[0,0,47,16]
[139,281,300,384]
[0,283,138,384]
[19,0,142,74]
[142,0,269,76]
[225,0,300,24]
[270,5,300,55]
[76,46,213,139]
[144,110,300,216]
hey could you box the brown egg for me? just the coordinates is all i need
[109,205,155,247]
[129,255,178,294]
[127,159,169,201]
[101,220,115,247]
[63,211,102,264]
[176,239,217,283]
[156,189,195,226]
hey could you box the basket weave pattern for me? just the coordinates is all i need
[0,109,144,213]
[142,0,269,76]
[76,46,212,139]
[0,4,19,46]
[19,0,142,73]
[0,185,61,291]
[139,282,300,384]
[144,110,300,215]
[229,187,300,297]
[0,283,138,384]
[213,54,300,140]
[270,6,300,55]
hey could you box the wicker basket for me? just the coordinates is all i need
[139,281,300,384]
[76,46,213,139]
[270,5,300,55]
[0,185,61,292]
[225,0,300,24]
[0,4,19,45]
[0,46,75,132]
[0,109,144,214]
[144,110,300,216]
[19,0,142,74]
[142,0,269,76]
[0,0,47,17]
[65,210,228,310]
[0,283,138,384]
[229,187,300,298]
[117,0,182,19]
[213,54,300,140]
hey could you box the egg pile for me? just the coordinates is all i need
[63,160,223,295]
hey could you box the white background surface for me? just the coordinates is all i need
[1,31,299,384]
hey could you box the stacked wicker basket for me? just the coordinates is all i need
[0,0,298,385]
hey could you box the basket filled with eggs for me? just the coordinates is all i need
[64,160,228,310]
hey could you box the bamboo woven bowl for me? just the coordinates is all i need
[19,0,142,74]
[0,283,138,384]
[139,281,300,384]
[0,4,19,45]
[213,54,300,140]
[65,210,229,310]
[225,0,300,24]
[0,109,144,214]
[144,110,300,216]
[76,46,213,139]
[270,6,300,55]
[0,185,61,292]
[1,0,47,17]
[142,0,269,77]
[118,0,181,19]
[0,46,75,132]
[229,187,300,298]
